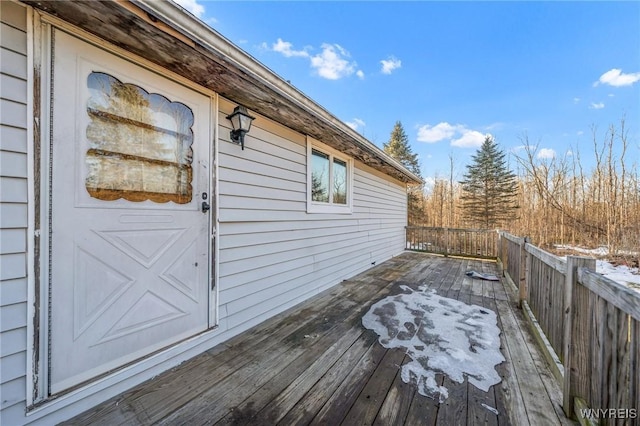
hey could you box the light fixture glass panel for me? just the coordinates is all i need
[238,114,253,131]
[229,113,241,131]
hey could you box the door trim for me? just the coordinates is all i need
[26,9,220,411]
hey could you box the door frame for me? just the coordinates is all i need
[26,9,221,410]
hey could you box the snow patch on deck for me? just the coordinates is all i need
[362,285,505,403]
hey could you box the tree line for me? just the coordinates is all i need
[383,120,639,255]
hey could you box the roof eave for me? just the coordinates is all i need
[22,0,423,185]
[134,0,423,185]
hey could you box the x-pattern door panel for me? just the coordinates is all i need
[49,31,213,393]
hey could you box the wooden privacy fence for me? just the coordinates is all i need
[405,227,498,258]
[525,242,567,363]
[498,231,640,424]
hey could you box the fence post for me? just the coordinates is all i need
[562,255,597,417]
[519,237,529,307]
[444,227,449,257]
[500,231,503,264]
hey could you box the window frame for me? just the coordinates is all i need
[306,137,354,214]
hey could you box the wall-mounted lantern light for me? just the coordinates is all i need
[226,105,255,150]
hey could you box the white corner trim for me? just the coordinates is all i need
[25,3,37,407]
[210,92,220,328]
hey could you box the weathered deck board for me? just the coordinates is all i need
[310,342,387,425]
[372,354,416,425]
[403,375,442,426]
[341,348,408,425]
[275,334,379,425]
[467,292,500,426]
[66,252,573,426]
[493,306,530,426]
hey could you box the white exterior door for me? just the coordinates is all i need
[49,31,213,393]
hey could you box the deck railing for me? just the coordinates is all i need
[405,226,498,258]
[497,231,640,424]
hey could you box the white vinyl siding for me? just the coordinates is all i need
[0,2,28,424]
[0,7,409,420]
[216,98,407,335]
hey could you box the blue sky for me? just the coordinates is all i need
[175,0,640,181]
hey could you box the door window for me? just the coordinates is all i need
[85,72,194,204]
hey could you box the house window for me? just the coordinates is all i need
[311,149,330,202]
[332,158,347,204]
[307,138,353,213]
[85,72,194,204]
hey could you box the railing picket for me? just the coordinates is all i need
[604,302,618,414]
[404,227,498,258]
[590,292,604,414]
[563,255,597,417]
[615,311,631,419]
[552,268,565,360]
[519,237,528,307]
[573,279,592,411]
[632,320,640,419]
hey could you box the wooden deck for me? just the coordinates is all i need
[66,252,575,425]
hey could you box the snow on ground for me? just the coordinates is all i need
[555,244,611,257]
[596,260,640,292]
[555,244,640,292]
[362,285,504,403]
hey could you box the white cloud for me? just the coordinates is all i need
[577,130,584,136]
[590,102,605,110]
[417,122,459,143]
[594,69,640,87]
[266,39,360,81]
[451,130,486,148]
[573,97,581,104]
[484,122,505,131]
[346,118,366,131]
[172,0,205,18]
[380,56,402,75]
[537,148,556,159]
[310,44,356,80]
[417,122,488,148]
[566,150,573,157]
[272,38,309,58]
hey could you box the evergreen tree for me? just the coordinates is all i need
[459,136,518,228]
[384,121,424,224]
[383,121,422,177]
